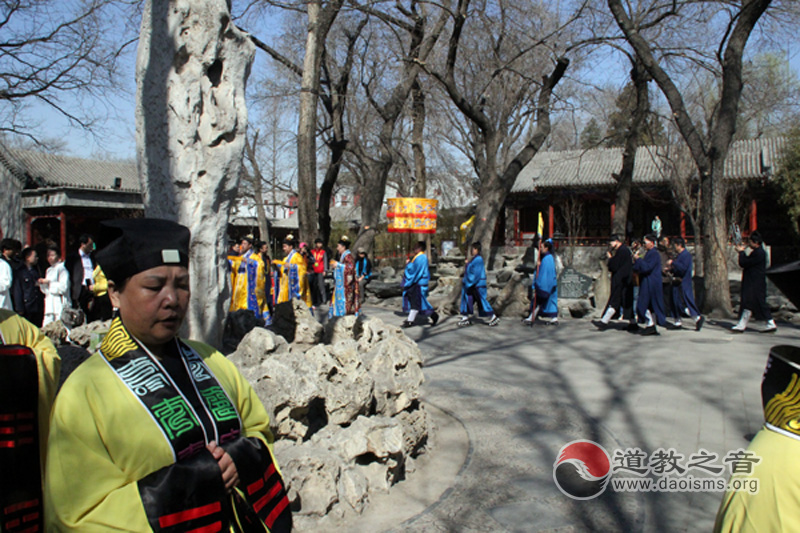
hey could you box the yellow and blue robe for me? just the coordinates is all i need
[45,317,292,532]
[273,250,311,307]
[0,309,60,533]
[229,251,270,323]
[460,255,493,316]
[402,252,433,315]
[532,252,558,317]
[329,250,358,318]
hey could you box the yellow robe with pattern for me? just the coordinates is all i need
[44,337,281,531]
[714,427,800,532]
[228,251,268,317]
[0,309,60,471]
[273,250,311,307]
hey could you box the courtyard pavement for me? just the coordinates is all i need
[343,307,799,533]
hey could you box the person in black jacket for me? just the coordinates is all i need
[64,233,95,320]
[12,247,44,326]
[594,234,635,331]
[732,231,776,333]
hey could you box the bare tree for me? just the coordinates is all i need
[0,0,138,144]
[297,0,345,243]
[429,0,571,260]
[608,0,773,316]
[611,55,650,235]
[347,0,451,255]
[560,194,586,266]
[248,14,366,245]
[244,131,270,244]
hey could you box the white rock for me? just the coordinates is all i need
[136,0,254,345]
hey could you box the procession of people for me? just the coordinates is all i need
[0,212,788,533]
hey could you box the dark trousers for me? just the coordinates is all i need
[662,283,674,318]
[310,272,327,306]
[358,278,368,305]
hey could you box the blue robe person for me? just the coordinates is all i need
[670,249,700,318]
[532,252,558,318]
[460,255,493,316]
[402,252,433,315]
[633,248,667,325]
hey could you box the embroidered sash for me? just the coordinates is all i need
[0,343,44,533]
[762,346,800,443]
[285,251,301,300]
[329,251,348,318]
[99,319,293,532]
[99,318,242,460]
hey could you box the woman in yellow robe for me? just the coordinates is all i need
[45,219,291,532]
[228,236,269,321]
[714,345,800,532]
[272,235,311,307]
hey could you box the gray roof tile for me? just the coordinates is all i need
[511,137,786,193]
[0,145,140,192]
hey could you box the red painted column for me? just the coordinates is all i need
[25,215,32,246]
[680,212,687,239]
[548,204,554,237]
[60,211,67,258]
[749,199,758,233]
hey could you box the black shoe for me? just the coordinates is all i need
[667,323,683,331]
[430,311,439,326]
[401,320,414,328]
[592,320,609,331]
[626,323,640,333]
[640,325,659,336]
[695,316,705,331]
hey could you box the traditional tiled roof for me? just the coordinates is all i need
[511,137,786,193]
[0,145,140,192]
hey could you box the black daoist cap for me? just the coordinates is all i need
[95,218,191,283]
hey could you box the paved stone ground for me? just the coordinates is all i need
[349,307,799,533]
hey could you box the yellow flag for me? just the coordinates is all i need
[537,212,544,237]
[460,215,475,244]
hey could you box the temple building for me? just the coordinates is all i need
[503,137,788,250]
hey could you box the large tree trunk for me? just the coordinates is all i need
[607,0,771,316]
[611,57,649,236]
[354,131,394,256]
[136,0,254,346]
[411,79,427,197]
[318,139,346,246]
[468,59,569,262]
[297,1,324,244]
[245,133,270,246]
[297,0,344,243]
[351,5,450,255]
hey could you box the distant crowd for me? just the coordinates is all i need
[0,234,113,329]
[227,235,372,323]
